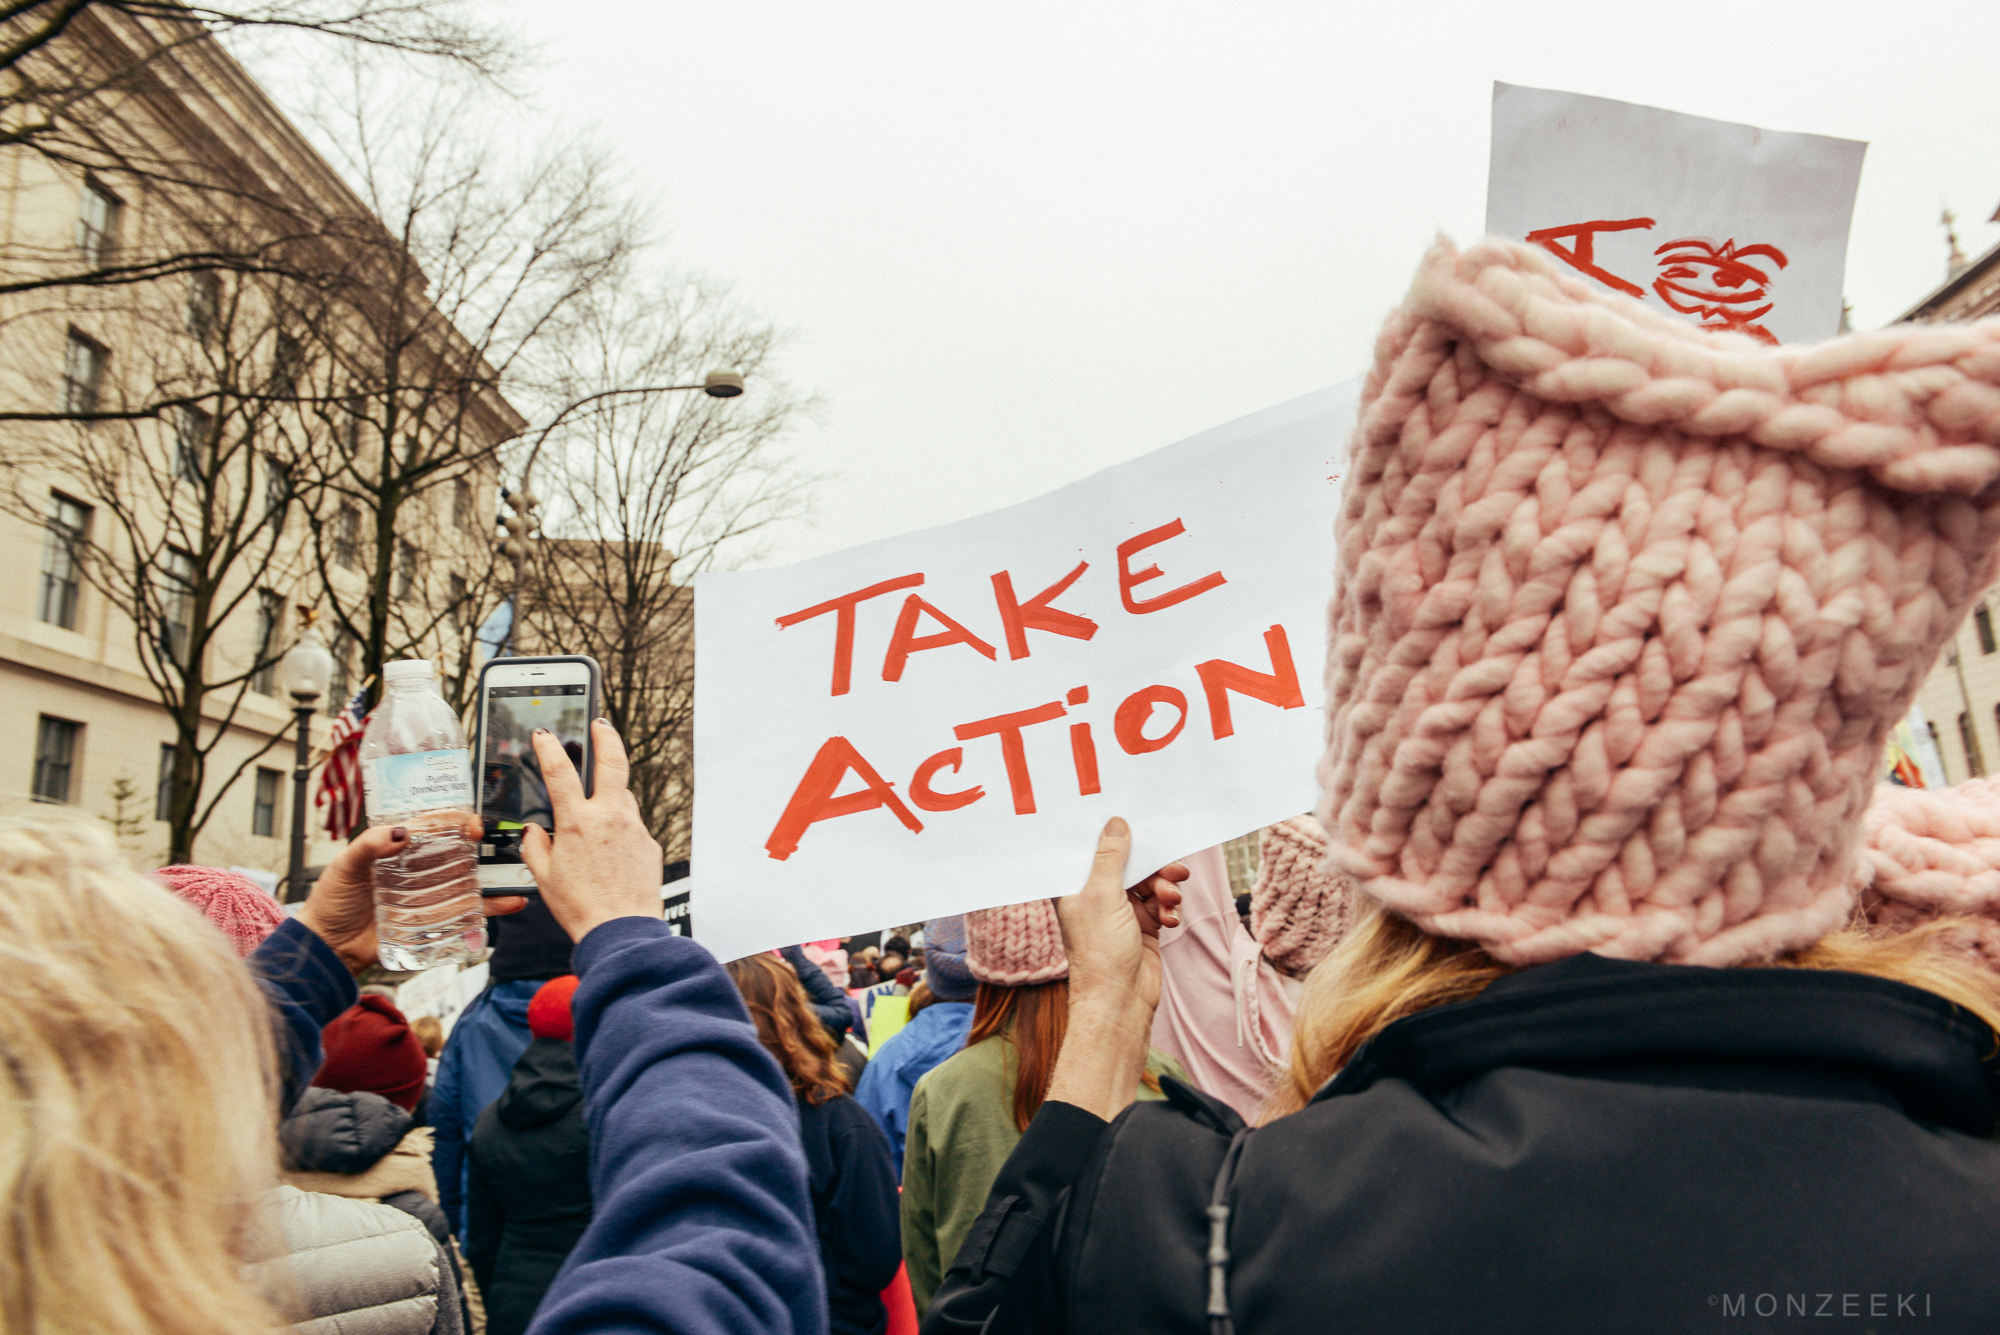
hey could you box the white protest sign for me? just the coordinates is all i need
[692,382,1356,964]
[1487,82,1865,345]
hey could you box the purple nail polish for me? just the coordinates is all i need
[390,826,408,843]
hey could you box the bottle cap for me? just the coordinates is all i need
[382,658,434,684]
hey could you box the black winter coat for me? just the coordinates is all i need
[926,953,2000,1334]
[798,1092,903,1335]
[467,1037,592,1335]
[280,1086,453,1248]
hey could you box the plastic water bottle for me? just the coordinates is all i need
[360,658,484,970]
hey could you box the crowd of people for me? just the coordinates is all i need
[16,237,2000,1332]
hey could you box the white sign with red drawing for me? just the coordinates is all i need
[1487,82,1866,345]
[691,382,1356,964]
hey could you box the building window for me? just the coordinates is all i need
[187,270,220,343]
[264,454,290,527]
[454,477,473,530]
[270,332,302,398]
[75,177,119,267]
[334,506,360,569]
[155,743,175,821]
[32,717,78,803]
[252,590,283,695]
[1979,605,1997,655]
[62,331,105,414]
[326,627,353,716]
[341,393,365,454]
[1960,711,1985,779]
[175,405,212,484]
[395,538,422,601]
[253,766,280,837]
[449,573,467,630]
[158,548,195,668]
[38,494,89,630]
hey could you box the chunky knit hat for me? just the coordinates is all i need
[314,995,427,1112]
[528,975,580,1042]
[1320,235,2000,968]
[153,864,286,957]
[1859,779,2000,970]
[965,899,1068,986]
[1251,817,1357,978]
[922,915,978,1001]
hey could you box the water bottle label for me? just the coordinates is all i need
[363,749,474,818]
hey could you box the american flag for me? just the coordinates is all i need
[315,688,372,841]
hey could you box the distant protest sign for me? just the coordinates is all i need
[692,383,1356,963]
[1487,82,1865,345]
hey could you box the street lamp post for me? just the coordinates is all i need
[277,622,334,902]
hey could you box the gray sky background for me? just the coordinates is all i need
[432,3,2000,567]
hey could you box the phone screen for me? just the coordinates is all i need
[480,681,590,859]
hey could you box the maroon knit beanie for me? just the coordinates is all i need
[314,995,427,1111]
[153,864,285,958]
[528,975,580,1042]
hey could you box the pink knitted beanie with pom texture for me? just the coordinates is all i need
[965,899,1068,986]
[1859,779,2000,971]
[1251,816,1357,977]
[153,864,285,958]
[1320,235,2000,968]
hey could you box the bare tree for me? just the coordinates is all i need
[520,279,816,859]
[286,63,647,711]
[4,262,322,861]
[0,0,513,304]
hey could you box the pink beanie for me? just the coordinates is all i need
[1321,235,2000,968]
[1859,779,2000,971]
[153,865,285,957]
[1251,816,1357,978]
[965,899,1068,986]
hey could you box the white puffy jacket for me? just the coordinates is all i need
[249,1185,466,1335]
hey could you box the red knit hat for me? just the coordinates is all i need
[965,899,1068,986]
[314,995,427,1111]
[153,864,285,958]
[528,975,580,1041]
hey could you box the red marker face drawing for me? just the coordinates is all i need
[1652,238,1789,344]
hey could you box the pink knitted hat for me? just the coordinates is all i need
[153,864,286,958]
[1859,779,2000,971]
[1320,236,2000,968]
[965,899,1068,986]
[1251,816,1357,978]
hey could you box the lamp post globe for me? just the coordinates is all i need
[278,626,334,902]
[702,368,746,398]
[279,626,335,705]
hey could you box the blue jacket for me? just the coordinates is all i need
[529,917,827,1335]
[852,1000,973,1174]
[434,979,539,1240]
[250,917,359,1113]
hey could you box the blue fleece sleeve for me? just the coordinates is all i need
[431,1023,472,1240]
[249,916,357,1115]
[530,917,828,1335]
[781,944,854,1042]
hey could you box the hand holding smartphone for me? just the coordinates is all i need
[474,655,602,893]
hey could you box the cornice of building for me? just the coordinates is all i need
[1895,232,2000,324]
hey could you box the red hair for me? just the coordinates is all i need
[966,980,1068,1132]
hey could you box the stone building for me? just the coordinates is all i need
[0,8,516,874]
[1896,212,2000,784]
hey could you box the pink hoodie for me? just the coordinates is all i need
[1149,845,1300,1121]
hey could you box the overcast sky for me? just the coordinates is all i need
[457,2,2000,569]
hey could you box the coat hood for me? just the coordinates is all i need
[498,1036,583,1131]
[280,1086,413,1175]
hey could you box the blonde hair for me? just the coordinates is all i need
[1267,894,2000,1122]
[410,1013,445,1059]
[0,814,284,1334]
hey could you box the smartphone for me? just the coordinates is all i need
[474,655,602,892]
